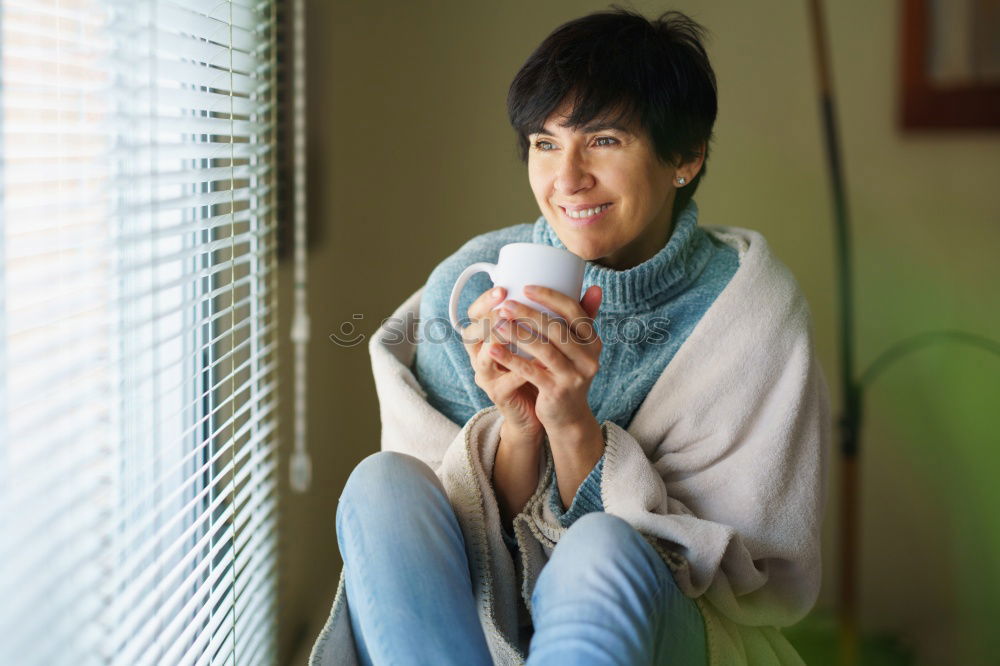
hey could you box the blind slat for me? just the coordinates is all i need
[108,414,277,604]
[6,115,271,139]
[0,83,265,117]
[108,429,276,662]
[130,464,276,662]
[5,292,274,414]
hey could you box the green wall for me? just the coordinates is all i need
[277,1,1000,663]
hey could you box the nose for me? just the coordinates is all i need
[553,149,594,195]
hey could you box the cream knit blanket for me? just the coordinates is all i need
[310,226,830,666]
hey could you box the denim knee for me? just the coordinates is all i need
[530,513,706,665]
[535,512,671,600]
[560,512,651,561]
[338,451,443,522]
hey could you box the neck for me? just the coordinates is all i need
[534,199,704,314]
[597,212,676,270]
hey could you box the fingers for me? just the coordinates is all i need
[460,319,491,350]
[470,317,523,381]
[468,286,506,321]
[580,285,603,319]
[471,336,533,405]
[520,284,603,344]
[460,286,506,362]
[494,299,601,372]
[489,365,531,402]
[522,285,594,323]
[496,319,572,377]
[466,327,499,376]
[487,337,555,392]
[464,284,603,407]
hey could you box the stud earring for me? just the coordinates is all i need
[676,176,687,186]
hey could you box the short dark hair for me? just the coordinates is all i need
[506,8,717,215]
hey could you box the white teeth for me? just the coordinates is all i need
[566,204,608,219]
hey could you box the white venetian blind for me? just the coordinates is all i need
[0,0,280,664]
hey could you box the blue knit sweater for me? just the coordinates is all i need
[413,201,738,535]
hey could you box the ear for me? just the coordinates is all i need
[675,143,706,185]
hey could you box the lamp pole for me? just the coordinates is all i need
[805,2,860,664]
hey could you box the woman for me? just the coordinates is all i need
[312,9,828,666]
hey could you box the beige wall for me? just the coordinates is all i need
[278,1,1000,663]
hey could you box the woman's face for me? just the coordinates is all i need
[527,103,695,270]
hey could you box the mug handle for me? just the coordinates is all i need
[449,262,496,333]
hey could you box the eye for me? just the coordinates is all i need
[533,139,556,151]
[594,136,619,147]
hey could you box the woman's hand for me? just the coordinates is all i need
[460,286,544,446]
[489,285,603,437]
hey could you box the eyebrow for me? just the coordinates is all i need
[533,122,634,137]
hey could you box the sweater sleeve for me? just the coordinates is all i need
[411,284,477,426]
[549,454,605,527]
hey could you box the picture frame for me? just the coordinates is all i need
[900,0,1000,129]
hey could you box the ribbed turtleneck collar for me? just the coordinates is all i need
[531,200,707,313]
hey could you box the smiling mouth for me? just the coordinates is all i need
[560,203,612,219]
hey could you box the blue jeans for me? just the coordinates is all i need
[337,451,708,665]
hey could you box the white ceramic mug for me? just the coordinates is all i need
[449,242,585,357]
